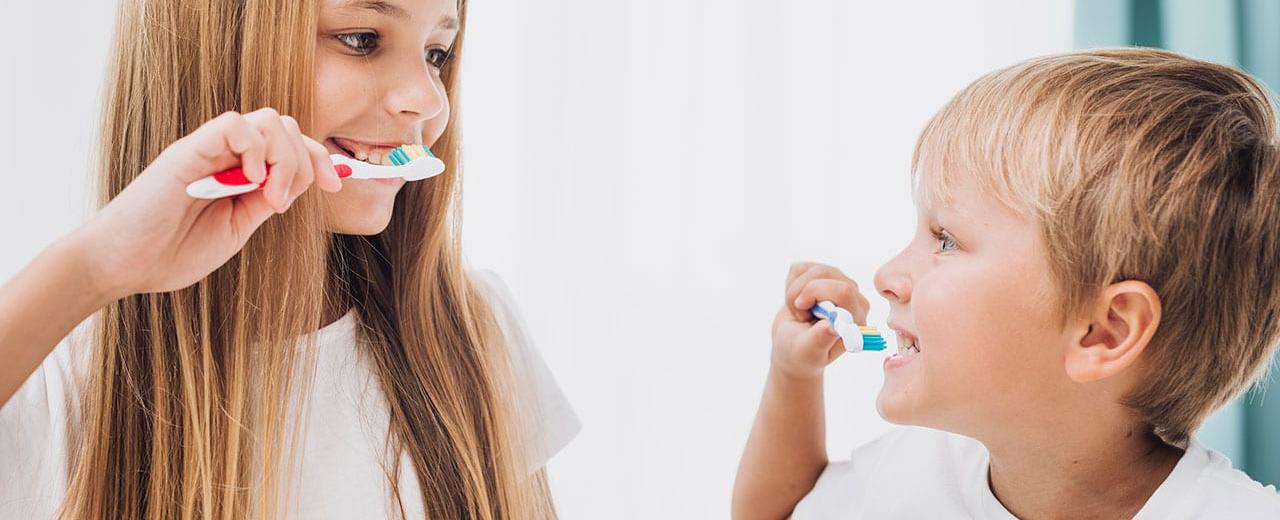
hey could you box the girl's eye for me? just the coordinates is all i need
[425,47,452,69]
[933,229,959,253]
[336,32,380,55]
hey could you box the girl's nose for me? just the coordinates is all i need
[383,63,447,122]
[874,250,912,304]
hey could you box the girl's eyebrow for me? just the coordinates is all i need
[341,0,407,17]
[339,0,460,30]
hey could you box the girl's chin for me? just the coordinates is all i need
[323,209,395,235]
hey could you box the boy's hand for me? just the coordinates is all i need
[771,262,870,380]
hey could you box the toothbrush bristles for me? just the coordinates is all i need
[387,144,435,166]
[859,325,888,351]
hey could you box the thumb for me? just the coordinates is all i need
[227,189,279,244]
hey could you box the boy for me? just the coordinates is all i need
[734,49,1280,519]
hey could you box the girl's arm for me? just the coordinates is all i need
[0,108,343,408]
[0,235,115,405]
[732,263,869,520]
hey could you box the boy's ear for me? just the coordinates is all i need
[1065,280,1162,383]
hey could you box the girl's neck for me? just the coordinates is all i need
[984,420,1183,518]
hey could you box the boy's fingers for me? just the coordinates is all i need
[784,265,858,320]
[786,261,819,286]
[784,264,825,313]
[826,340,847,363]
[851,292,871,325]
[784,263,847,304]
[794,278,865,320]
[797,319,840,358]
[785,268,824,321]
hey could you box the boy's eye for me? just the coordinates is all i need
[933,229,959,253]
[425,47,452,69]
[336,31,380,55]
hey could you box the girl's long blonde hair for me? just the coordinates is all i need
[62,0,551,518]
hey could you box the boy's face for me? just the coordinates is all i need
[872,175,1078,436]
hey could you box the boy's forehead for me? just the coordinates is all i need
[916,172,1024,232]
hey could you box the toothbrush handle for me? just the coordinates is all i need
[185,164,352,199]
[809,301,838,322]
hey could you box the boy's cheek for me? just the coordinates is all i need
[881,280,1018,422]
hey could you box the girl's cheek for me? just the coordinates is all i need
[422,91,450,144]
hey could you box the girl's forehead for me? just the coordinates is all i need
[326,0,458,17]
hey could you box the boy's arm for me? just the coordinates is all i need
[732,368,828,520]
[732,263,870,520]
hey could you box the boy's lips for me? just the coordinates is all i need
[886,321,923,356]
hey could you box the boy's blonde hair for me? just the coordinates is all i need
[913,48,1280,444]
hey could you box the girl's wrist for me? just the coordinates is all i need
[55,231,128,309]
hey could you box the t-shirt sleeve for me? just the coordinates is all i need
[0,316,93,518]
[472,269,580,473]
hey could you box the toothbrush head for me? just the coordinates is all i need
[857,325,887,352]
[387,144,436,167]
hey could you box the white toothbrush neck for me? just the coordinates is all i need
[331,153,444,181]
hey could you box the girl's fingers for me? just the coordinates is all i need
[243,108,299,212]
[177,111,267,184]
[227,189,277,242]
[279,115,317,201]
[302,135,342,192]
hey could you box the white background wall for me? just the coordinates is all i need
[1,1,1073,518]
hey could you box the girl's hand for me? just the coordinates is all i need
[770,262,870,380]
[70,108,344,300]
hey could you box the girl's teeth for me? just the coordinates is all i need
[369,152,384,165]
[355,150,369,161]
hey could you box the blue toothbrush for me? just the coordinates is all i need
[809,301,887,353]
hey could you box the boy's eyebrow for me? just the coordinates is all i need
[339,0,460,30]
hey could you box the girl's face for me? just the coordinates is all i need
[313,0,459,235]
[871,176,1078,439]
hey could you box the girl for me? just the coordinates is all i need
[0,0,578,518]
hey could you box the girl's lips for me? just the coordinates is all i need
[330,136,402,157]
[324,138,355,158]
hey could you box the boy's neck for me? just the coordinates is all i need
[983,418,1184,519]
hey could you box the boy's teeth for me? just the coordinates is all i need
[369,152,384,165]
[895,336,921,355]
[354,150,369,161]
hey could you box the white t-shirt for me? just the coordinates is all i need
[0,270,579,519]
[793,427,1280,519]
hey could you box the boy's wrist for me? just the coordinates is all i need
[767,364,825,388]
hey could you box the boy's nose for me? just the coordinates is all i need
[873,251,912,304]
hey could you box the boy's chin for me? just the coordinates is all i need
[875,383,926,425]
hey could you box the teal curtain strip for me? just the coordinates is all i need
[1074,0,1280,487]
